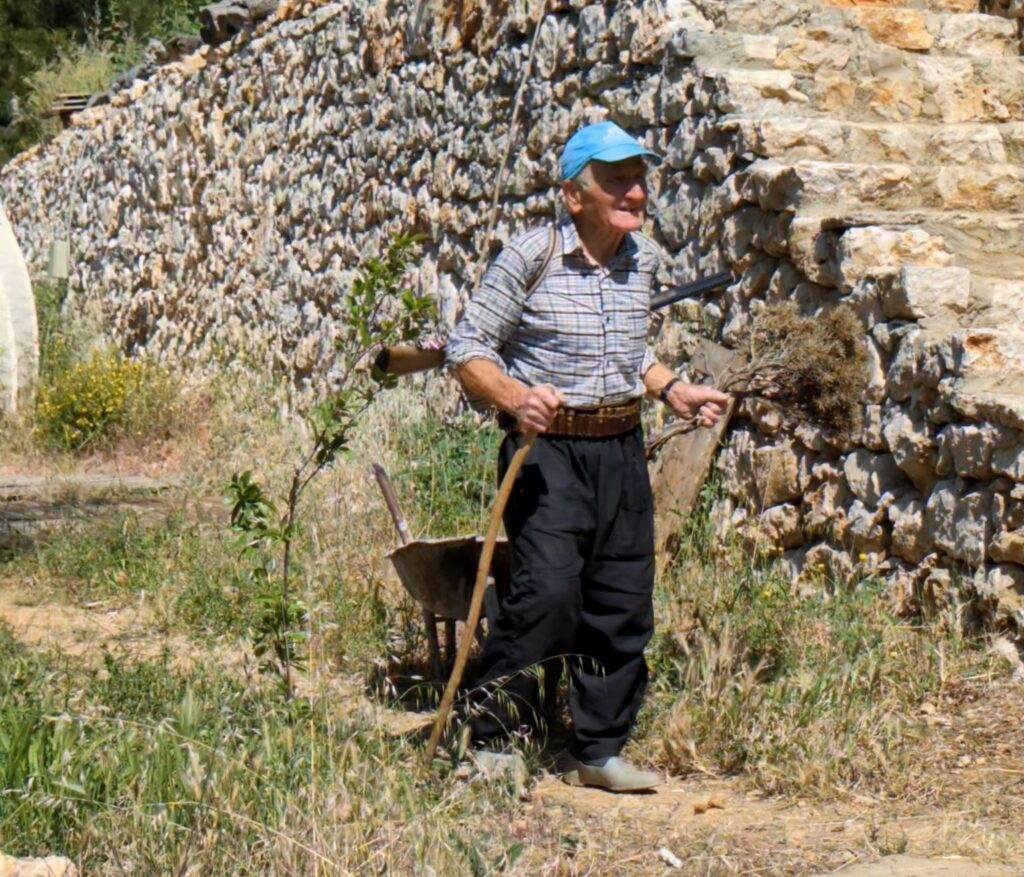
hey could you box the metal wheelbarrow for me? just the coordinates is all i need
[372,464,510,678]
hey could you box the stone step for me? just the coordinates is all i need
[717,116,1024,166]
[969,274,1024,324]
[718,0,1020,59]
[810,209,1024,276]
[691,56,1024,125]
[822,0,979,12]
[676,15,1019,76]
[740,159,1024,213]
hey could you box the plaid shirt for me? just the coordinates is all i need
[446,219,662,409]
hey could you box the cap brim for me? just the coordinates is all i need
[589,143,662,165]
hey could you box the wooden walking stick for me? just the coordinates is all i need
[423,432,536,767]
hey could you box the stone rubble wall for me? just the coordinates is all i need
[0,0,1022,622]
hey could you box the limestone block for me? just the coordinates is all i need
[861,404,886,452]
[844,277,885,330]
[705,68,809,115]
[747,117,847,162]
[846,120,923,164]
[990,526,1024,565]
[981,280,1024,326]
[788,218,840,287]
[936,422,1020,480]
[718,428,758,504]
[881,265,970,324]
[814,70,856,112]
[802,542,854,582]
[943,329,1024,430]
[935,13,1019,58]
[882,406,938,494]
[845,499,890,554]
[971,564,1024,627]
[925,479,991,565]
[753,444,803,507]
[0,856,77,877]
[888,493,932,564]
[779,546,808,581]
[928,125,1007,165]
[655,179,702,249]
[859,77,925,122]
[774,34,851,75]
[757,503,804,549]
[836,226,952,292]
[852,9,934,52]
[844,449,908,508]
[864,337,887,405]
[992,443,1024,481]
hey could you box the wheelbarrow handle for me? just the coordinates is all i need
[371,464,413,546]
[424,432,536,767]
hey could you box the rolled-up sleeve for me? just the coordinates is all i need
[446,244,529,371]
[640,346,656,377]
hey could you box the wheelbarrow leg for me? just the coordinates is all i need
[444,619,457,668]
[372,464,446,680]
[425,611,444,680]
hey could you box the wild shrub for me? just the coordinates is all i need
[741,302,870,436]
[34,348,179,451]
[20,35,135,143]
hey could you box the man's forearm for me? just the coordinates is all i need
[454,359,528,415]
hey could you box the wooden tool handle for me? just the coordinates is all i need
[423,433,536,767]
[375,345,446,376]
[371,464,413,546]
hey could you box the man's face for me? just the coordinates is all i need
[564,156,648,234]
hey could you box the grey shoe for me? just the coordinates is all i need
[564,756,663,792]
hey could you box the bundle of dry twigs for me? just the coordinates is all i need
[647,303,869,456]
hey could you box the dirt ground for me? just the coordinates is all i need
[2,459,1023,877]
[2,571,1023,877]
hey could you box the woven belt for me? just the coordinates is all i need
[498,400,642,439]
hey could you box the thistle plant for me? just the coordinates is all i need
[227,234,434,702]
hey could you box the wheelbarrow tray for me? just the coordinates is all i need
[387,535,511,621]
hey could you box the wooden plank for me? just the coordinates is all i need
[650,339,744,569]
[0,474,177,500]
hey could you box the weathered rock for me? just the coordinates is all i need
[852,9,934,53]
[882,406,938,494]
[943,329,1024,430]
[971,563,1024,627]
[881,265,970,324]
[888,493,932,564]
[757,503,804,549]
[844,449,909,509]
[753,444,803,507]
[0,855,78,877]
[925,479,992,565]
[845,499,890,553]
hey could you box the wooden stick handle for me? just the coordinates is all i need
[423,433,536,767]
[371,464,413,546]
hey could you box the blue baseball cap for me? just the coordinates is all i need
[559,121,661,182]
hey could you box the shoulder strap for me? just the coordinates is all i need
[525,224,559,299]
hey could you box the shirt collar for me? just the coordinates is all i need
[559,218,639,267]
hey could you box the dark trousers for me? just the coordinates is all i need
[468,427,655,762]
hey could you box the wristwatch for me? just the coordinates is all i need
[658,377,681,403]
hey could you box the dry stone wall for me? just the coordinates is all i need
[1,0,1022,621]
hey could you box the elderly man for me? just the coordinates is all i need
[446,121,729,792]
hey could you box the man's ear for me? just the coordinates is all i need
[561,181,583,217]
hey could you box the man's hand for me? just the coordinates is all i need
[515,384,567,434]
[665,382,731,428]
